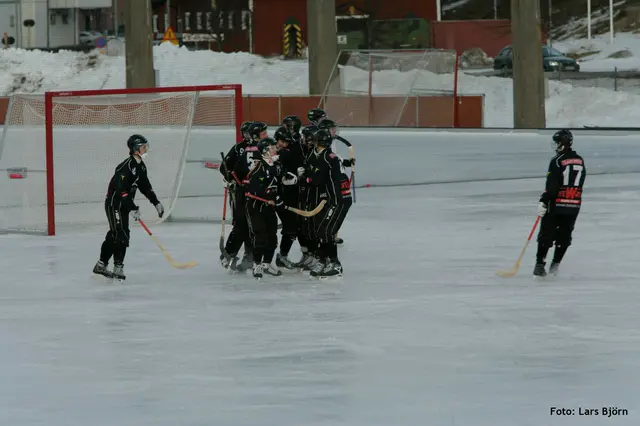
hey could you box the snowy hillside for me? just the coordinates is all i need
[1,41,640,127]
[554,32,640,71]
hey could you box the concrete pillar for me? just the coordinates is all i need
[511,0,546,128]
[124,0,155,89]
[307,0,338,95]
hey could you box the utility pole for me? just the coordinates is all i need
[124,0,155,88]
[307,0,338,95]
[511,0,546,128]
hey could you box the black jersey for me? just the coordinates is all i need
[106,156,159,211]
[540,150,586,214]
[306,148,351,206]
[245,159,280,209]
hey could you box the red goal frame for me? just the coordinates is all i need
[43,84,243,236]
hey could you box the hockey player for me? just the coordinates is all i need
[219,121,255,271]
[295,125,320,269]
[304,128,352,277]
[245,137,284,279]
[317,118,355,245]
[273,126,302,269]
[93,134,165,280]
[534,129,586,277]
[307,108,327,126]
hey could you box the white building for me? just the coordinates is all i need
[0,0,111,48]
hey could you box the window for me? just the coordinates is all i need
[184,12,191,31]
[543,46,564,57]
[206,12,212,31]
[196,12,202,30]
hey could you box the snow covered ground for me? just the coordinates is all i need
[555,32,640,72]
[2,37,640,127]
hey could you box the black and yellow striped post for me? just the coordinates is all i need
[283,17,303,58]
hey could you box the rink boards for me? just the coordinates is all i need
[0,125,638,231]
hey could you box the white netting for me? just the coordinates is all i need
[321,49,458,126]
[0,88,238,234]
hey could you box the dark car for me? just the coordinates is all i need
[493,45,580,72]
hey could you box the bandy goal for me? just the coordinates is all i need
[319,49,459,127]
[0,84,243,236]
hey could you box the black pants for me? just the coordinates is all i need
[536,213,578,264]
[100,202,130,266]
[277,189,298,256]
[315,199,352,243]
[247,204,279,264]
[313,198,352,261]
[297,186,318,254]
[225,185,253,257]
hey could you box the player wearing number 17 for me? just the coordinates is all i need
[534,129,586,277]
[92,135,165,280]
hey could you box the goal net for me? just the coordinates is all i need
[0,84,242,235]
[320,49,459,127]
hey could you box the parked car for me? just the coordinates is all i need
[79,31,104,45]
[493,45,580,72]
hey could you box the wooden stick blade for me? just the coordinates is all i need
[496,268,518,278]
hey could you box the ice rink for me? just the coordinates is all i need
[2,161,640,425]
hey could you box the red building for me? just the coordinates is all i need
[253,0,438,56]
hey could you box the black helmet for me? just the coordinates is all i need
[318,118,338,132]
[281,115,302,133]
[249,121,268,143]
[257,137,277,155]
[553,129,573,153]
[240,121,254,140]
[127,134,148,154]
[307,108,327,125]
[314,128,333,148]
[274,126,293,143]
[301,125,318,143]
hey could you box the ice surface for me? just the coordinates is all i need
[2,139,640,424]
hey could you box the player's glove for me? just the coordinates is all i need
[342,158,356,167]
[538,201,547,217]
[155,201,165,218]
[131,207,141,222]
[297,166,306,177]
[282,172,298,186]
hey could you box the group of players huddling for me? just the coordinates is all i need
[217,108,355,280]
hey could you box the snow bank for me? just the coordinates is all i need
[2,42,640,127]
[554,32,640,71]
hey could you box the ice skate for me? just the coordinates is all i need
[236,252,253,272]
[262,262,282,276]
[112,263,126,281]
[276,253,297,270]
[220,251,233,269]
[302,254,319,272]
[335,237,344,245]
[309,257,328,277]
[252,263,263,280]
[533,263,546,277]
[295,252,310,269]
[318,261,343,279]
[92,260,113,278]
[548,262,560,276]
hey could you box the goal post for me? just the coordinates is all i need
[319,49,459,127]
[0,84,242,236]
